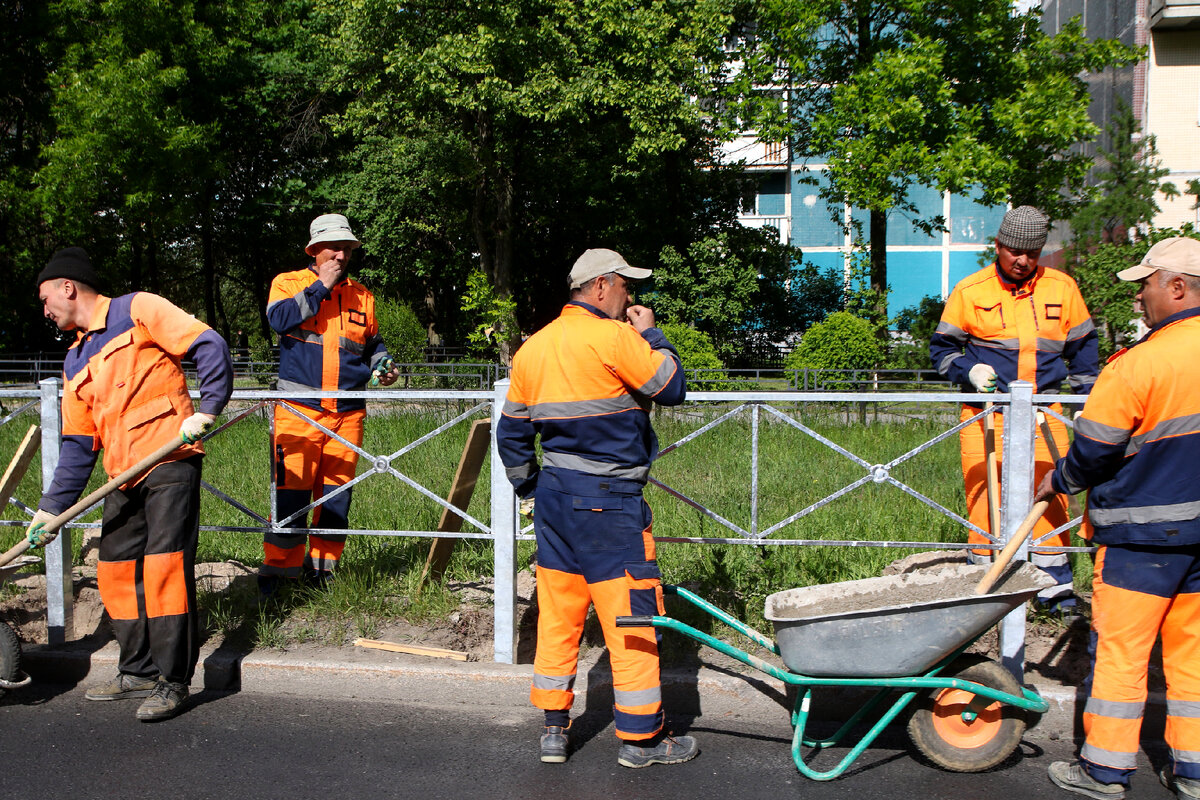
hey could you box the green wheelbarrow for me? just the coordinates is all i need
[616,562,1054,780]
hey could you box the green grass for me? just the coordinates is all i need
[1,398,1093,648]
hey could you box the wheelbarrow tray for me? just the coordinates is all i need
[0,554,40,587]
[764,562,1054,678]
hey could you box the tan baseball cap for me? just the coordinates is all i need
[567,248,652,289]
[1116,237,1200,281]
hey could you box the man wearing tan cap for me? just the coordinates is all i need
[1036,237,1200,800]
[930,205,1100,611]
[261,214,400,596]
[496,248,697,768]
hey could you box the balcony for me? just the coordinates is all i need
[1150,0,1200,28]
[737,214,791,244]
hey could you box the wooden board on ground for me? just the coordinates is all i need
[0,425,40,513]
[353,637,468,661]
[415,419,491,592]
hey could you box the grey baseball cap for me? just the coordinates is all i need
[996,205,1048,251]
[568,248,652,289]
[1116,237,1200,281]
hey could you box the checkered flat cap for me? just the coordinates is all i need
[996,205,1048,250]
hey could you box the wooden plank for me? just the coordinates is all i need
[415,419,492,591]
[353,637,468,661]
[0,425,40,514]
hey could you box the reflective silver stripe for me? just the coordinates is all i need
[1030,551,1069,569]
[614,686,661,707]
[1037,337,1066,354]
[935,321,966,340]
[1167,699,1200,718]
[542,452,649,482]
[1089,499,1200,527]
[1085,697,1144,719]
[969,335,1020,350]
[1058,459,1090,495]
[1126,414,1200,457]
[264,531,307,548]
[1069,373,1097,391]
[308,555,338,571]
[533,673,575,691]
[1081,742,1138,769]
[636,353,679,397]
[1171,747,1200,766]
[339,336,365,356]
[938,352,967,375]
[1075,417,1131,447]
[277,377,321,394]
[529,396,640,419]
[1068,319,1097,340]
[259,564,303,578]
[506,462,537,481]
[269,293,318,320]
[502,399,530,418]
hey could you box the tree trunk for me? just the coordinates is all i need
[869,207,888,325]
[201,190,217,330]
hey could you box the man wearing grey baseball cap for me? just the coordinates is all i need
[1037,236,1200,800]
[260,213,400,597]
[496,248,696,768]
[930,205,1100,611]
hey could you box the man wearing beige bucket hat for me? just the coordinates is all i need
[1035,236,1200,800]
[261,213,400,596]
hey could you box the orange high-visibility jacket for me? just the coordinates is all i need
[930,264,1099,402]
[41,292,233,514]
[268,266,389,413]
[1051,308,1200,546]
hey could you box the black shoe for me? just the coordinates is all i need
[85,673,158,701]
[539,724,570,763]
[1047,761,1125,799]
[1161,765,1200,799]
[135,679,190,722]
[617,733,699,768]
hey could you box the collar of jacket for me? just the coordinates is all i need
[993,263,1042,296]
[566,300,613,320]
[76,294,113,341]
[1134,305,1200,348]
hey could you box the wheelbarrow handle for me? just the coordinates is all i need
[615,615,655,628]
[0,437,186,568]
[974,499,1051,595]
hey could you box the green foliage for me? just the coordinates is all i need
[784,312,884,376]
[460,266,518,361]
[658,324,725,372]
[889,294,946,368]
[374,297,428,365]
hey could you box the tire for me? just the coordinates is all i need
[0,620,20,700]
[906,655,1026,772]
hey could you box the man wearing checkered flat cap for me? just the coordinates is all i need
[930,205,1100,611]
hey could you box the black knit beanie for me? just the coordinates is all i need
[37,247,103,291]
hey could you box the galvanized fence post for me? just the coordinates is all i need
[39,377,73,643]
[998,380,1036,680]
[491,379,518,664]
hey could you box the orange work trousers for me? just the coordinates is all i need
[264,403,364,578]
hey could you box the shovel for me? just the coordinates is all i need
[0,437,185,568]
[974,499,1051,595]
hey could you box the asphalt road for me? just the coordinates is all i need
[0,683,1174,800]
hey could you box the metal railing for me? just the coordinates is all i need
[2,379,1079,675]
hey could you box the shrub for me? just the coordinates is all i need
[375,297,429,364]
[784,312,883,387]
[659,323,735,390]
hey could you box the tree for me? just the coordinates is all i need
[727,2,1140,320]
[327,0,744,361]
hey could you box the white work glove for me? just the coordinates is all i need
[179,412,215,444]
[968,364,998,393]
[25,509,58,548]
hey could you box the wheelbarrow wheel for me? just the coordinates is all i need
[907,655,1025,772]
[0,619,21,699]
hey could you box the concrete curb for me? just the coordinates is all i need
[19,638,1110,741]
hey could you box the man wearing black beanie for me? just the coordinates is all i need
[28,247,233,722]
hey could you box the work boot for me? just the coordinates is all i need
[1161,765,1200,799]
[1047,761,1126,800]
[135,679,190,722]
[617,733,699,768]
[84,672,158,701]
[539,724,570,763]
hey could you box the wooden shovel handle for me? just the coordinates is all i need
[0,437,185,568]
[974,499,1051,595]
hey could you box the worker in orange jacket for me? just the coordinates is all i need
[1038,237,1200,800]
[261,214,399,595]
[497,248,697,768]
[930,205,1099,610]
[27,247,233,721]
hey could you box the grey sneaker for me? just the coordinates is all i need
[135,679,190,722]
[617,734,699,768]
[84,673,158,701]
[1160,765,1200,799]
[1048,761,1126,800]
[539,725,570,763]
